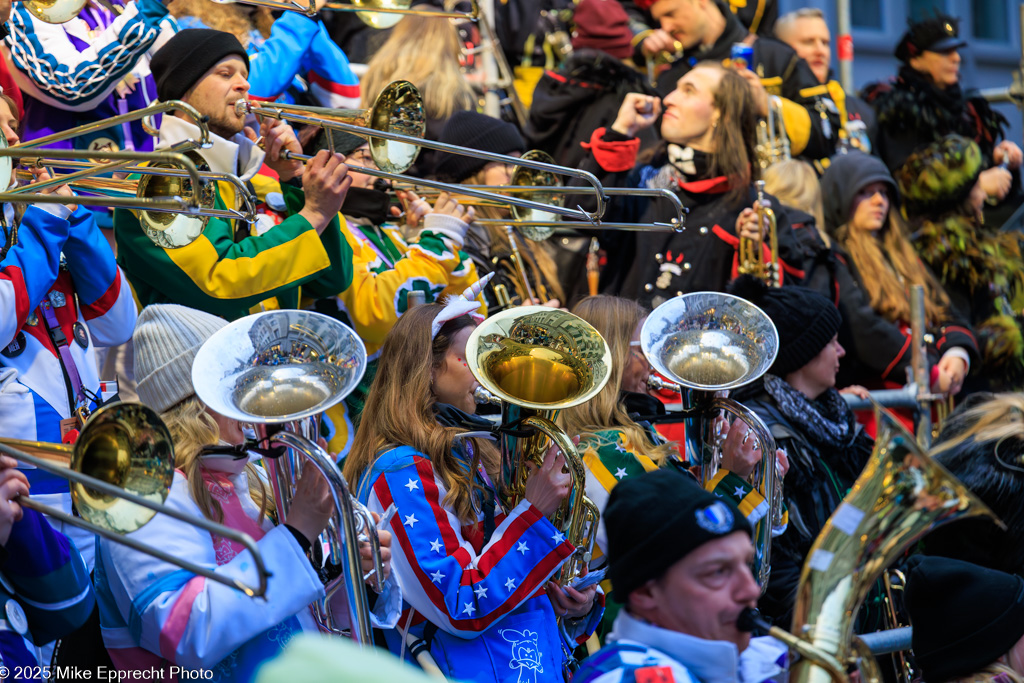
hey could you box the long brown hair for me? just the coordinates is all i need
[344,304,499,524]
[464,169,566,305]
[161,397,274,524]
[835,208,950,325]
[696,61,759,208]
[359,12,477,121]
[559,296,677,463]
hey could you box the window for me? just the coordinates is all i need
[972,0,1010,42]
[851,0,883,29]
[909,0,947,22]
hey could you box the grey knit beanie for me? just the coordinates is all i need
[134,304,228,414]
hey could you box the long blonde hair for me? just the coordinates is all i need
[559,296,677,463]
[166,0,273,47]
[949,663,1024,683]
[359,12,477,121]
[161,397,274,524]
[835,211,950,325]
[763,159,828,247]
[344,304,499,524]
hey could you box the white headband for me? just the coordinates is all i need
[430,272,494,340]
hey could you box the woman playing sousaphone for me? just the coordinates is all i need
[93,304,401,681]
[558,294,789,636]
[344,277,603,683]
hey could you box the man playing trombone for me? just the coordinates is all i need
[0,89,138,571]
[113,28,355,321]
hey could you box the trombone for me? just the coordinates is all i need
[393,148,687,236]
[236,80,611,221]
[2,402,269,597]
[10,153,260,249]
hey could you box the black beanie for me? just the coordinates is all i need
[311,128,367,157]
[605,469,751,601]
[150,29,250,103]
[728,275,841,377]
[433,111,525,182]
[904,555,1024,682]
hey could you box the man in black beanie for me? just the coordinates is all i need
[728,274,873,628]
[114,28,356,321]
[574,469,788,683]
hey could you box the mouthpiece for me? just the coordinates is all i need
[234,100,252,116]
[737,607,769,633]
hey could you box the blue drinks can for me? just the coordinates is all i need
[731,42,753,70]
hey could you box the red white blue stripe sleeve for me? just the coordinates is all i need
[368,452,575,637]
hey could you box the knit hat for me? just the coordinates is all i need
[904,555,1024,682]
[312,128,367,158]
[605,469,751,600]
[571,0,634,61]
[150,29,250,102]
[895,14,966,63]
[433,111,525,183]
[134,304,228,414]
[728,275,841,377]
[896,134,984,218]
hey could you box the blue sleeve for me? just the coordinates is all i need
[300,23,360,105]
[2,508,95,645]
[0,207,69,346]
[62,206,118,305]
[246,12,321,100]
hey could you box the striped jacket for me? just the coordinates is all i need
[6,0,176,151]
[114,116,353,321]
[1,509,95,682]
[357,444,603,683]
[1,203,136,569]
[574,610,787,683]
[176,12,360,108]
[94,463,402,681]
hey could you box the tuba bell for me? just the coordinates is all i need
[640,291,781,589]
[742,402,1003,683]
[466,306,612,585]
[192,309,383,645]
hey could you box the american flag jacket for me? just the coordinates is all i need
[358,444,604,683]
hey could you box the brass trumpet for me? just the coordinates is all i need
[2,402,269,597]
[737,180,780,287]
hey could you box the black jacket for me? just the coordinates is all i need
[745,388,874,626]
[525,50,659,170]
[650,2,839,162]
[575,138,803,307]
